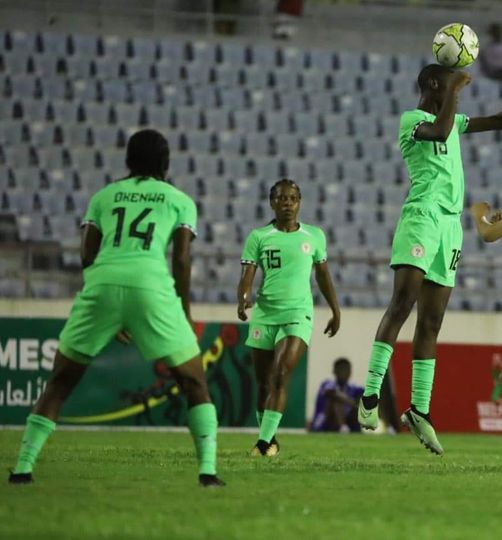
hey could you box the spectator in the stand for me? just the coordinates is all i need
[310,358,364,433]
[479,23,502,81]
[273,0,305,39]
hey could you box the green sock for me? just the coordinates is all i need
[256,410,264,427]
[188,403,218,476]
[363,341,394,398]
[258,409,282,443]
[14,414,56,474]
[411,359,436,415]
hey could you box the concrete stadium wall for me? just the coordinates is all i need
[3,299,502,421]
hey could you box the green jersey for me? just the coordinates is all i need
[82,177,197,291]
[241,222,327,324]
[399,109,469,214]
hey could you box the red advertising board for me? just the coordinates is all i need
[391,343,502,433]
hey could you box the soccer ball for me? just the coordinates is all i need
[432,23,479,68]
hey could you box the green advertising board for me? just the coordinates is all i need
[0,318,307,427]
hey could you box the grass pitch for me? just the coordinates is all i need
[1,430,501,540]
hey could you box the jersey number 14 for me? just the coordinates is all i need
[112,207,155,250]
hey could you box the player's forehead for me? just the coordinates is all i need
[273,184,299,198]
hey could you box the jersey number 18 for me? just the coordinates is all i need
[112,207,155,250]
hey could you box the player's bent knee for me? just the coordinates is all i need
[417,313,444,336]
[387,294,415,321]
[178,374,210,404]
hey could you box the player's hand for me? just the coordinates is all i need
[237,294,252,321]
[470,201,491,220]
[116,330,132,345]
[449,70,471,92]
[323,311,340,338]
[491,211,502,224]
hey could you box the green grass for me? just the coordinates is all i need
[1,430,502,540]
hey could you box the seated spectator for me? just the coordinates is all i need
[310,357,363,433]
[273,0,304,39]
[479,23,502,80]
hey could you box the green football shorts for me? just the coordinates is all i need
[390,204,463,287]
[245,320,313,350]
[59,284,200,365]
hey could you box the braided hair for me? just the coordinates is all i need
[268,178,301,224]
[126,129,170,181]
[269,178,302,201]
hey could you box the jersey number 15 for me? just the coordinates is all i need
[112,207,155,250]
[264,249,281,269]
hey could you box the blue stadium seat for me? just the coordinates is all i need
[155,59,182,83]
[249,89,276,111]
[159,39,187,63]
[103,35,127,60]
[102,80,129,102]
[217,131,242,155]
[169,155,193,178]
[186,85,216,108]
[174,106,201,130]
[251,44,278,68]
[275,134,300,158]
[254,156,281,179]
[223,156,248,178]
[194,155,223,177]
[284,158,314,181]
[361,139,389,161]
[39,32,67,57]
[191,41,216,65]
[309,49,335,72]
[131,37,158,62]
[242,66,269,88]
[293,112,320,135]
[182,62,212,85]
[246,133,272,157]
[219,87,247,110]
[362,52,392,75]
[303,136,331,160]
[350,114,379,138]
[271,68,299,90]
[217,42,247,67]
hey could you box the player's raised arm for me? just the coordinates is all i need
[464,112,502,133]
[414,68,471,142]
[471,202,502,242]
[172,227,195,323]
[314,261,341,337]
[237,264,256,321]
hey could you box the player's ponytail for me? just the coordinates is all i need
[125,129,170,181]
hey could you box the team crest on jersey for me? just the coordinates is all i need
[252,328,262,340]
[301,242,311,254]
[411,244,425,258]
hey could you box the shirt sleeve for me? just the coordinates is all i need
[82,191,102,231]
[241,230,259,265]
[456,113,470,134]
[176,195,197,237]
[400,110,428,143]
[313,228,327,264]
